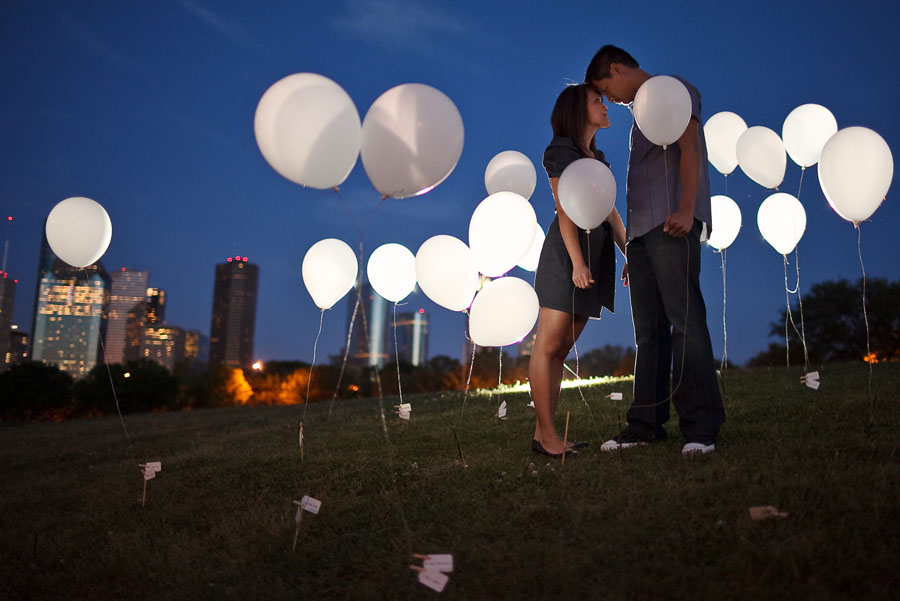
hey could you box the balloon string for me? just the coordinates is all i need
[83,267,138,467]
[723,173,728,197]
[327,289,359,421]
[782,256,792,374]
[566,286,604,441]
[796,166,806,200]
[857,224,873,396]
[794,246,810,373]
[457,325,477,424]
[300,309,324,425]
[393,302,403,406]
[719,249,727,390]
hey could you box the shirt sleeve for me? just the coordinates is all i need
[542,144,581,179]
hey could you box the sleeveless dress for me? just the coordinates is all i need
[533,136,616,319]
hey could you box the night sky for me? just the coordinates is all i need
[2,0,898,367]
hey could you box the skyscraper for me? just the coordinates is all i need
[106,268,149,364]
[124,286,166,362]
[31,236,110,378]
[209,256,258,369]
[0,273,15,372]
[392,308,429,366]
[345,282,389,369]
[143,324,185,372]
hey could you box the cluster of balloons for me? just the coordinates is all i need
[702,103,893,256]
[254,73,464,199]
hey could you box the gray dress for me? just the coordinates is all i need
[533,136,615,319]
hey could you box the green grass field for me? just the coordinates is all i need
[1,363,897,600]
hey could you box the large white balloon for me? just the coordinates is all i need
[361,83,464,199]
[45,197,112,268]
[484,150,537,200]
[517,224,546,272]
[254,73,361,189]
[301,239,358,310]
[706,195,742,251]
[632,76,692,147]
[818,126,894,224]
[757,193,806,255]
[736,126,786,189]
[468,277,539,347]
[468,191,538,277]
[415,235,478,311]
[782,104,838,168]
[366,243,416,303]
[704,111,747,175]
[557,158,616,231]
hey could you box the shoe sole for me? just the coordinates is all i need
[600,440,648,452]
[682,443,715,455]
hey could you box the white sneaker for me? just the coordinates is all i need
[682,442,715,455]
[600,438,648,451]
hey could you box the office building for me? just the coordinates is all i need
[209,256,258,369]
[345,282,390,369]
[183,329,209,365]
[6,325,28,366]
[31,236,110,378]
[106,268,149,364]
[392,309,429,366]
[143,324,185,372]
[124,287,166,362]
[0,273,14,372]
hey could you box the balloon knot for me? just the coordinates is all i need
[332,186,340,193]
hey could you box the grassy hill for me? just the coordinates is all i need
[1,363,897,600]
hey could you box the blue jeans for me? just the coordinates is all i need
[625,221,725,444]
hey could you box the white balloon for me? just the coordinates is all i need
[557,158,616,231]
[361,83,464,198]
[366,243,416,303]
[415,235,478,311]
[468,191,538,277]
[704,111,747,175]
[818,126,893,223]
[517,224,546,272]
[469,277,539,347]
[45,197,112,268]
[301,239,358,310]
[707,195,742,251]
[632,76,692,147]
[254,73,361,189]
[757,193,806,255]
[484,150,537,200]
[736,126,786,189]
[782,104,838,168]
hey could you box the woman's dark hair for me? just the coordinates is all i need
[550,84,598,158]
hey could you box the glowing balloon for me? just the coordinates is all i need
[557,158,616,231]
[45,197,112,268]
[468,191,537,277]
[818,126,894,223]
[254,73,361,189]
[517,224,546,272]
[632,76,692,147]
[704,111,747,175]
[468,277,539,347]
[757,193,806,255]
[415,235,478,311]
[361,83,464,198]
[782,104,838,168]
[706,195,742,251]
[366,243,416,303]
[484,150,537,200]
[302,239,358,310]
[736,126,786,189]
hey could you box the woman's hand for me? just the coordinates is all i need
[621,262,629,287]
[572,264,594,289]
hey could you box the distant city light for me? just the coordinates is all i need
[242,257,248,262]
[252,360,263,371]
[6,216,11,221]
[123,372,131,378]
[419,308,425,314]
[227,257,233,262]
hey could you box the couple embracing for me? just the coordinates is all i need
[529,45,726,458]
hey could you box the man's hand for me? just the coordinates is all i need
[621,262,629,287]
[572,264,594,289]
[663,210,693,237]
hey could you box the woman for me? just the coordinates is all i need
[530,84,627,457]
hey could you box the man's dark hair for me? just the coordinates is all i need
[584,45,639,83]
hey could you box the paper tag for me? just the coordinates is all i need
[805,379,820,390]
[397,403,411,412]
[527,400,534,408]
[143,469,156,481]
[749,505,789,520]
[608,392,623,401]
[144,462,161,472]
[423,554,454,573]
[398,410,411,420]
[300,495,321,515]
[497,401,507,419]
[417,569,449,592]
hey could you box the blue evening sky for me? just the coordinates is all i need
[1,0,898,367]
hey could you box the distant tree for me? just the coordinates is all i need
[748,277,900,366]
[0,361,74,421]
[410,355,462,392]
[73,359,179,415]
[222,368,253,405]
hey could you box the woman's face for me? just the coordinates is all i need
[586,89,610,129]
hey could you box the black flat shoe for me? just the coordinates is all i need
[531,439,578,458]
[568,440,589,450]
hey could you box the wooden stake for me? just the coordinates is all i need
[292,499,304,551]
[561,411,571,466]
[142,478,147,507]
[299,421,304,461]
[452,428,466,467]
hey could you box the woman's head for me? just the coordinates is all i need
[550,84,609,157]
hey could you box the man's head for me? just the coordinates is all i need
[585,45,645,105]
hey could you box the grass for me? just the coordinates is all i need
[1,363,898,600]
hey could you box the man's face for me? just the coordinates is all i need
[591,64,633,105]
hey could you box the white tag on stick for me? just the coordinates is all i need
[423,554,454,573]
[300,495,321,515]
[607,392,623,401]
[527,400,534,408]
[497,401,507,419]
[805,379,820,390]
[143,470,156,481]
[144,462,161,472]
[417,569,449,592]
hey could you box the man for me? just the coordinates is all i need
[585,45,725,454]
